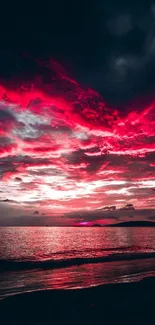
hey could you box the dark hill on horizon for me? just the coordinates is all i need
[106,221,155,227]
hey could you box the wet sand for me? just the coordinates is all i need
[1,277,155,324]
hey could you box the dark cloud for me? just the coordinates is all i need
[14,177,22,182]
[0,198,17,203]
[67,1,155,107]
[0,109,15,122]
[33,210,39,215]
[106,13,132,37]
[148,216,155,220]
[1,1,155,108]
[66,207,155,224]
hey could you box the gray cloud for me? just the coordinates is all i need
[0,108,15,122]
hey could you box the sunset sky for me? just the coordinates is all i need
[0,0,155,225]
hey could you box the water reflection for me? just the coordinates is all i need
[1,258,155,298]
[1,227,155,261]
[1,226,155,298]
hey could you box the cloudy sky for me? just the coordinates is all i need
[0,0,155,225]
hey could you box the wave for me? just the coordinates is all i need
[1,250,155,272]
[46,245,152,255]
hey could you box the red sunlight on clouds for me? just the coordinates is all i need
[0,60,155,219]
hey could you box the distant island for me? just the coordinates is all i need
[106,221,155,227]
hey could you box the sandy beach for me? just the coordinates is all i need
[1,277,155,325]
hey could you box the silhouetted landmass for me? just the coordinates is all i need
[106,221,155,227]
[91,224,102,227]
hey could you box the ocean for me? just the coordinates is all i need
[1,226,155,299]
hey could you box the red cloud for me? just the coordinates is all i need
[0,60,154,217]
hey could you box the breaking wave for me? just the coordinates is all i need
[1,246,155,271]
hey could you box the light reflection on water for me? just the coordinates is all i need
[1,226,155,261]
[1,226,155,298]
[1,258,155,298]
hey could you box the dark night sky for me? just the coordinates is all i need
[0,1,155,225]
[1,0,155,105]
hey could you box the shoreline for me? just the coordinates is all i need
[1,276,155,324]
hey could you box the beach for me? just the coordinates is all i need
[1,277,155,325]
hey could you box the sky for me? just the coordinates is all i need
[0,0,155,225]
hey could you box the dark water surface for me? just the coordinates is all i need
[1,226,155,298]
